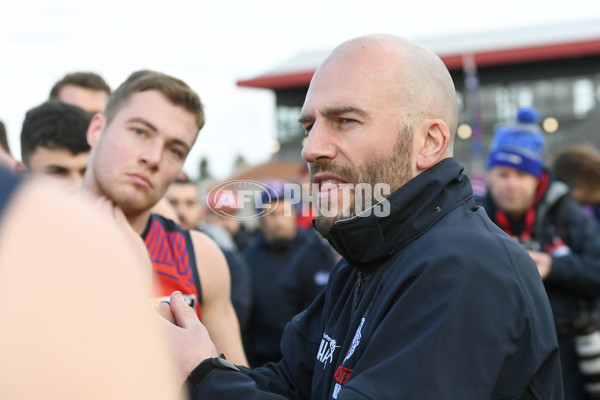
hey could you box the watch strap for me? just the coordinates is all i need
[188,353,240,387]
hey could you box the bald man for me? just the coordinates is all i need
[161,34,562,399]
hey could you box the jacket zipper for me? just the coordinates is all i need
[354,271,363,310]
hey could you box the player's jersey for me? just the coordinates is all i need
[142,214,202,319]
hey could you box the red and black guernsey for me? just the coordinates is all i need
[142,214,202,319]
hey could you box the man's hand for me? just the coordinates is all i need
[527,250,552,280]
[93,197,153,288]
[158,291,219,385]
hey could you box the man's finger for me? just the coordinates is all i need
[169,291,199,329]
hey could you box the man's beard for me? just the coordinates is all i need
[310,124,414,241]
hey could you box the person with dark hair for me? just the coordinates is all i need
[20,100,92,192]
[49,71,111,114]
[553,144,600,223]
[159,34,562,399]
[476,107,600,400]
[81,69,247,366]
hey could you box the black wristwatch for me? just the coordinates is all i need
[188,353,240,387]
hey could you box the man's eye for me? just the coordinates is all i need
[302,124,313,135]
[132,128,145,135]
[169,147,184,159]
[336,118,357,129]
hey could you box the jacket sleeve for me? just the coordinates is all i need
[547,199,600,297]
[189,291,325,399]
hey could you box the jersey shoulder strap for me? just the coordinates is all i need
[146,214,203,305]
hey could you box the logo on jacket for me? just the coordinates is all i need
[334,366,352,385]
[332,317,365,399]
[344,317,364,363]
[317,333,340,368]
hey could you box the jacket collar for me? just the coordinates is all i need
[326,158,473,269]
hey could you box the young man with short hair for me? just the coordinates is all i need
[82,69,247,366]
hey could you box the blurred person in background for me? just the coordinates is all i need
[205,190,256,252]
[241,180,336,367]
[553,144,600,224]
[20,100,92,192]
[49,71,111,115]
[475,106,600,400]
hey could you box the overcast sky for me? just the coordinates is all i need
[2,0,600,180]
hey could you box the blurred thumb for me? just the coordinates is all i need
[169,291,198,329]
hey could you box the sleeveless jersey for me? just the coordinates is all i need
[142,214,202,319]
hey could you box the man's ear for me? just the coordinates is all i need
[416,119,450,170]
[87,114,106,148]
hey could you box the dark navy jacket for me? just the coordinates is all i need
[190,158,563,399]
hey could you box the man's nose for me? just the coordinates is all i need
[65,173,85,192]
[301,122,337,164]
[139,141,162,168]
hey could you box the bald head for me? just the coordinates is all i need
[316,34,458,154]
[300,34,459,238]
